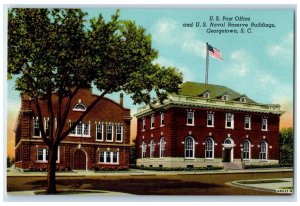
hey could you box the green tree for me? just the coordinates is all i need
[8,8,182,194]
[279,127,293,166]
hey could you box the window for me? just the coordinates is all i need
[37,148,59,162]
[141,141,147,159]
[96,124,103,141]
[106,125,113,141]
[33,118,40,137]
[45,119,49,136]
[225,113,234,129]
[151,115,155,128]
[69,122,90,137]
[207,113,214,127]
[99,151,119,164]
[224,139,232,144]
[222,94,229,101]
[150,139,155,158]
[185,137,195,159]
[262,119,268,131]
[243,140,250,160]
[203,92,211,98]
[259,141,268,160]
[187,111,194,125]
[73,100,86,111]
[142,118,146,130]
[116,125,123,142]
[160,137,166,158]
[160,113,164,126]
[205,138,214,159]
[245,117,251,130]
[240,97,247,103]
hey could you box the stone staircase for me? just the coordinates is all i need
[223,162,245,170]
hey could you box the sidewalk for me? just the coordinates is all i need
[6,167,293,177]
[230,178,293,194]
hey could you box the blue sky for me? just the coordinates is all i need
[8,8,294,127]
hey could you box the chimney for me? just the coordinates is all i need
[21,94,31,109]
[120,93,124,107]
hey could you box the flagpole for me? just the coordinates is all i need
[205,43,209,84]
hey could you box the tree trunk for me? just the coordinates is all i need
[47,145,58,194]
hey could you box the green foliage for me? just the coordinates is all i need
[130,165,223,171]
[7,156,15,168]
[130,141,136,165]
[280,127,293,165]
[244,163,292,169]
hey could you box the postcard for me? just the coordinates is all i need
[5,5,294,201]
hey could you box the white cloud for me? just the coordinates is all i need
[154,56,195,82]
[152,18,206,58]
[266,32,293,64]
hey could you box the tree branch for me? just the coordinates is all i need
[33,99,50,146]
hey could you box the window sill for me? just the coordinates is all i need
[95,139,104,142]
[106,140,114,142]
[97,162,119,165]
[184,158,195,160]
[225,127,234,129]
[36,161,47,163]
[261,129,268,132]
[160,125,164,127]
[150,127,155,130]
[205,158,214,160]
[186,124,194,126]
[69,135,91,138]
[206,125,214,128]
[32,136,41,138]
[116,140,123,143]
[244,128,251,130]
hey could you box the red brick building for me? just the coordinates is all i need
[14,88,131,171]
[135,82,284,169]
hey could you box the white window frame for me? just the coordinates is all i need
[222,94,229,101]
[204,92,211,98]
[44,118,49,137]
[207,113,214,127]
[243,140,251,160]
[142,118,146,131]
[185,136,195,159]
[159,137,166,158]
[205,138,214,159]
[99,151,119,164]
[150,139,155,159]
[259,141,268,161]
[106,125,114,142]
[160,113,164,127]
[69,122,90,137]
[36,147,60,163]
[33,117,41,138]
[262,118,268,131]
[73,100,86,112]
[96,123,104,141]
[225,113,234,129]
[240,97,247,103]
[187,111,194,126]
[116,125,123,142]
[150,115,155,129]
[244,116,251,130]
[141,141,147,159]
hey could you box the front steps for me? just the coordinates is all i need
[223,162,245,170]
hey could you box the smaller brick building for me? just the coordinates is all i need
[135,82,284,169]
[14,88,131,171]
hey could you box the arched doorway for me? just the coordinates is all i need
[223,138,234,162]
[73,149,87,170]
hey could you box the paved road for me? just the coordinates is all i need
[6,169,293,195]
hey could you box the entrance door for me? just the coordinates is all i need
[223,148,231,162]
[73,149,86,170]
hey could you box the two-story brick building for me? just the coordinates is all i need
[14,88,131,171]
[135,82,284,169]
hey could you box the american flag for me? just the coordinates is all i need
[207,43,223,61]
